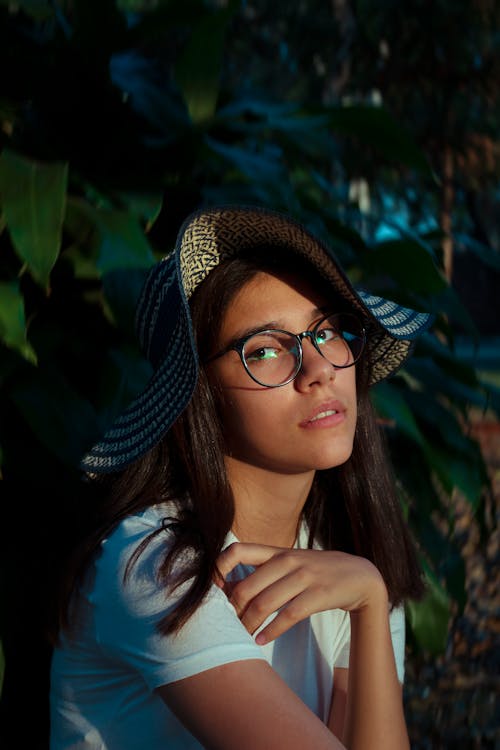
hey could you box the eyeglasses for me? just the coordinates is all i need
[207,312,366,388]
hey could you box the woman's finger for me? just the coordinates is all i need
[215,542,285,581]
[237,570,308,633]
[254,589,324,645]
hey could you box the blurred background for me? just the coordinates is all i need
[0,1,498,747]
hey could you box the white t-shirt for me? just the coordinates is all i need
[50,504,405,749]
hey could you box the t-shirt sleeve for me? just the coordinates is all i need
[333,603,406,683]
[388,604,406,683]
[91,518,266,690]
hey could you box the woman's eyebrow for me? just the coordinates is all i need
[229,307,330,341]
[230,321,282,341]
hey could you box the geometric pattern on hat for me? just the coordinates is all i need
[80,204,434,473]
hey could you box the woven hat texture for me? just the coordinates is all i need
[81,205,433,473]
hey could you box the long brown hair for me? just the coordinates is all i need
[52,248,424,643]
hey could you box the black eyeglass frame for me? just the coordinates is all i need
[206,312,366,388]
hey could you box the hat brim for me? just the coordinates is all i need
[81,205,433,473]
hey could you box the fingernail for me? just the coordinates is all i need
[255,633,266,645]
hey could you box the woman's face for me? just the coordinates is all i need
[207,270,358,476]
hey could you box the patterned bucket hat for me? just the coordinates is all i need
[81,204,433,473]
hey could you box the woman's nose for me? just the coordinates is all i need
[294,337,336,389]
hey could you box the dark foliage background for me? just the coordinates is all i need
[0,1,498,747]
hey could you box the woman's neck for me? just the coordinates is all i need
[225,456,315,548]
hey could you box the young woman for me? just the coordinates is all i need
[49,205,432,749]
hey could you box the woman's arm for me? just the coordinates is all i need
[342,593,409,750]
[157,659,346,750]
[329,667,348,739]
[216,543,409,750]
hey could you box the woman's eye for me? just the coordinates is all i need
[316,327,338,344]
[246,347,280,362]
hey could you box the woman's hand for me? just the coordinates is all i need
[215,543,409,750]
[215,543,388,644]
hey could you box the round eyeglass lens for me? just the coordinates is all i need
[242,331,300,386]
[313,313,365,367]
[241,313,365,387]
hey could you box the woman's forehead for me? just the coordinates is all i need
[218,270,332,336]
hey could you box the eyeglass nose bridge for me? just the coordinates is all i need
[288,330,333,380]
[295,329,327,361]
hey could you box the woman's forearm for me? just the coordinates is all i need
[342,591,409,750]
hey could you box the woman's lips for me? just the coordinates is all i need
[299,401,347,429]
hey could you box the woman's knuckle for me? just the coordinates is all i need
[230,581,247,604]
[282,604,300,624]
[294,566,310,584]
[252,598,267,617]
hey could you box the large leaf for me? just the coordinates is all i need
[403,365,489,508]
[217,97,331,132]
[91,346,152,425]
[0,150,68,289]
[174,1,239,124]
[363,239,447,296]
[64,200,155,275]
[9,369,100,467]
[371,380,426,447]
[406,563,451,655]
[109,50,190,142]
[216,97,302,122]
[325,105,435,177]
[0,0,54,21]
[0,281,37,364]
[454,232,500,272]
[92,209,156,274]
[405,358,491,411]
[102,268,152,335]
[417,333,481,389]
[408,389,486,458]
[205,136,287,183]
[422,439,486,512]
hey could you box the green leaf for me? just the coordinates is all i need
[406,564,451,655]
[93,209,156,274]
[174,1,239,124]
[0,281,37,364]
[371,381,425,446]
[429,287,478,337]
[454,232,500,271]
[117,0,154,10]
[408,389,485,458]
[408,389,488,511]
[216,97,300,122]
[9,369,100,468]
[325,105,435,177]
[115,192,163,228]
[64,200,155,275]
[0,0,54,21]
[418,334,481,389]
[0,150,68,289]
[364,239,447,296]
[102,268,151,334]
[205,137,286,182]
[405,358,490,412]
[421,437,486,512]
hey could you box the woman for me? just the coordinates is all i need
[49,205,432,749]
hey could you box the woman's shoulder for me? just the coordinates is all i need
[103,501,179,549]
[94,502,183,588]
[86,501,196,618]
